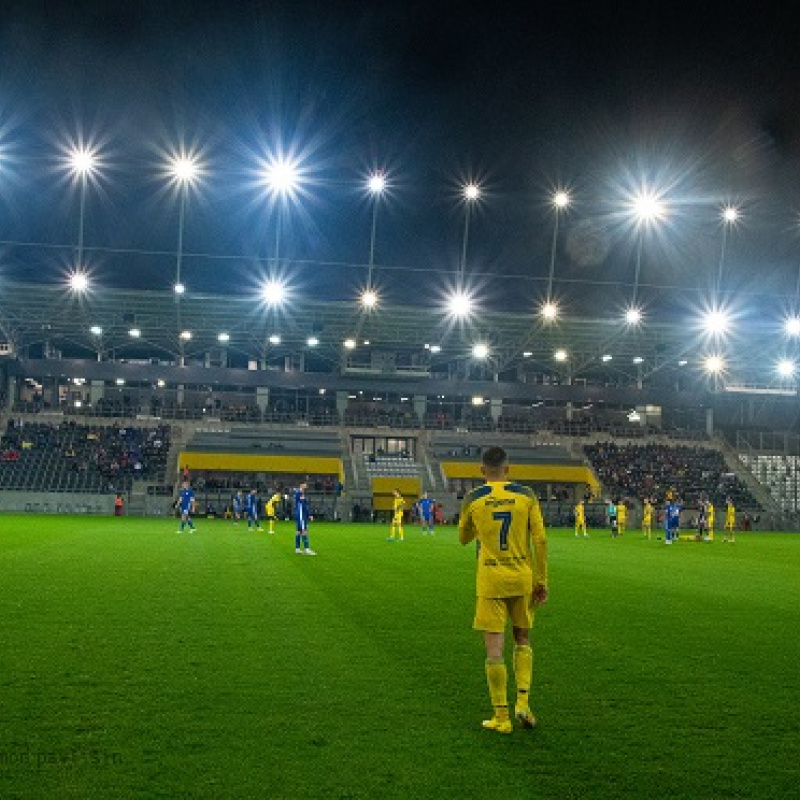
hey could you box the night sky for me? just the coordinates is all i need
[3,0,800,316]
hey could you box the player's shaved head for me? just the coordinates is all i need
[481,446,508,478]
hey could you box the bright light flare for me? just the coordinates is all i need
[262,280,286,307]
[307,336,319,347]
[368,173,386,195]
[343,338,356,350]
[173,282,186,295]
[69,147,98,177]
[722,205,740,224]
[541,301,559,321]
[360,289,378,309]
[217,332,230,343]
[179,330,192,341]
[553,190,570,209]
[128,328,141,339]
[264,158,300,196]
[777,359,796,378]
[169,155,199,185]
[703,309,730,336]
[554,349,568,362]
[448,291,474,318]
[625,308,643,325]
[704,355,725,374]
[69,272,89,293]
[463,183,481,201]
[630,191,667,224]
[90,325,103,337]
[472,343,489,359]
[785,317,800,337]
[268,334,281,345]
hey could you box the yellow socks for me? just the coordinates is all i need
[513,645,533,709]
[485,658,509,721]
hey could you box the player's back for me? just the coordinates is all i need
[459,481,545,598]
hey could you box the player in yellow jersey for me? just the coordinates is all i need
[387,489,405,542]
[641,498,654,539]
[264,491,282,534]
[616,500,627,535]
[458,447,548,734]
[574,498,588,537]
[724,497,736,542]
[705,501,715,542]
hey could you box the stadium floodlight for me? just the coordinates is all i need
[522,351,533,358]
[90,325,103,336]
[703,309,730,336]
[262,279,286,307]
[343,338,356,350]
[785,317,800,337]
[360,288,378,309]
[69,146,98,177]
[630,191,667,225]
[463,183,481,201]
[554,349,568,362]
[179,330,192,341]
[264,158,300,197]
[169,155,199,185]
[601,354,613,362]
[307,336,319,347]
[471,396,484,406]
[704,355,725,374]
[74,400,82,409]
[625,308,643,325]
[472,343,489,359]
[217,332,230,343]
[368,173,387,195]
[778,359,796,378]
[115,378,125,386]
[157,379,166,388]
[722,205,740,224]
[268,334,281,345]
[552,190,570,209]
[541,301,559,322]
[128,328,141,338]
[173,282,186,295]
[633,356,644,364]
[448,290,473,318]
[678,359,688,366]
[69,272,89,293]
[430,345,442,354]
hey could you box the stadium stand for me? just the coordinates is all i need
[584,441,760,509]
[0,420,171,493]
[739,454,800,512]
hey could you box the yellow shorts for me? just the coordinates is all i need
[392,513,403,524]
[473,595,533,633]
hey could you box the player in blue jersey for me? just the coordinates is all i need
[416,492,437,535]
[664,494,682,544]
[232,490,243,525]
[176,480,197,533]
[294,482,316,555]
[245,488,263,531]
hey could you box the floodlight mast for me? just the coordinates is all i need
[716,205,739,302]
[70,147,96,273]
[460,183,481,281]
[546,190,570,302]
[170,156,198,295]
[366,172,386,295]
[629,191,665,310]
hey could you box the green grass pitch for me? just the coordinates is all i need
[1,517,799,799]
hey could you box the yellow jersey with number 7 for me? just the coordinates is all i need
[458,481,547,599]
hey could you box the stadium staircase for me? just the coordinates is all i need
[715,435,777,512]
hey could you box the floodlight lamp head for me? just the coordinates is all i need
[360,289,378,309]
[449,291,473,318]
[777,359,796,378]
[625,308,643,325]
[266,159,299,195]
[785,317,800,337]
[463,183,480,201]
[704,355,724,374]
[69,272,89,293]
[553,190,570,209]
[70,147,97,176]
[722,205,739,224]
[171,156,198,185]
[263,280,286,307]
[541,301,558,321]
[368,173,386,195]
[632,192,666,224]
[472,343,489,359]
